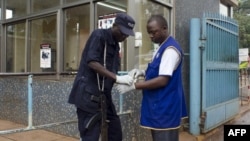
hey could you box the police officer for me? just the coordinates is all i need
[68,13,135,141]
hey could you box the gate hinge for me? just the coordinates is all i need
[199,37,206,50]
[199,45,205,50]
[200,112,206,129]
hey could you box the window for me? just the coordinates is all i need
[136,0,171,69]
[63,5,90,71]
[6,0,27,19]
[220,0,238,17]
[2,0,173,74]
[31,0,60,13]
[30,15,57,72]
[6,9,13,19]
[6,22,26,72]
[220,3,230,16]
[64,0,83,4]
[96,1,127,70]
[0,2,1,20]
[63,1,128,72]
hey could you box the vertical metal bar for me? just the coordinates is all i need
[119,94,123,114]
[189,18,201,135]
[27,74,33,129]
[201,14,207,114]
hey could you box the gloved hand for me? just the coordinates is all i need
[128,69,145,79]
[116,75,134,85]
[116,83,136,94]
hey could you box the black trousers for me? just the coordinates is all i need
[76,103,122,141]
[151,129,179,141]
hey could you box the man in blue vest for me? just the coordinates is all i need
[68,13,135,141]
[117,14,188,141]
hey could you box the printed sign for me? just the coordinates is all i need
[98,14,116,29]
[40,43,51,68]
[239,48,249,62]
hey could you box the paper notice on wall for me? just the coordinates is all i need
[40,44,51,68]
[239,48,249,62]
[98,14,116,29]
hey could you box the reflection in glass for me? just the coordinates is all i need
[31,0,60,13]
[96,1,127,70]
[64,0,82,4]
[64,5,90,71]
[6,22,26,72]
[137,0,171,70]
[30,15,57,72]
[6,0,27,19]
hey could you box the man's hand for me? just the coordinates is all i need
[128,69,145,79]
[116,75,134,85]
[116,83,136,94]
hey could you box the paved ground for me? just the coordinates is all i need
[0,120,78,141]
[0,100,249,141]
[0,120,197,141]
[198,100,250,141]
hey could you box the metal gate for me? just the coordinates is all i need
[201,13,239,133]
[190,13,239,134]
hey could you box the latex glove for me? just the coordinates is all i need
[116,75,134,85]
[128,69,145,79]
[116,83,136,94]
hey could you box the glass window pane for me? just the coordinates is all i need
[30,15,57,72]
[137,0,171,70]
[0,0,1,20]
[6,0,27,19]
[31,0,60,13]
[64,0,82,4]
[6,22,26,72]
[220,3,229,16]
[96,1,127,70]
[63,5,90,71]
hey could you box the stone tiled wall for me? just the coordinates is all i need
[0,76,150,141]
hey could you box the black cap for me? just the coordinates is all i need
[115,13,135,36]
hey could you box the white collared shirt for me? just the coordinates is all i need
[152,46,180,76]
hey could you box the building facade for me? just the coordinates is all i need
[0,0,174,74]
[0,0,239,140]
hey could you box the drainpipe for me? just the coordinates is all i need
[27,74,34,129]
[189,18,201,135]
[0,74,77,135]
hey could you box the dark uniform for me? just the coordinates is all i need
[68,28,122,141]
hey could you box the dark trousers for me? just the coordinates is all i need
[151,128,179,141]
[76,104,122,141]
